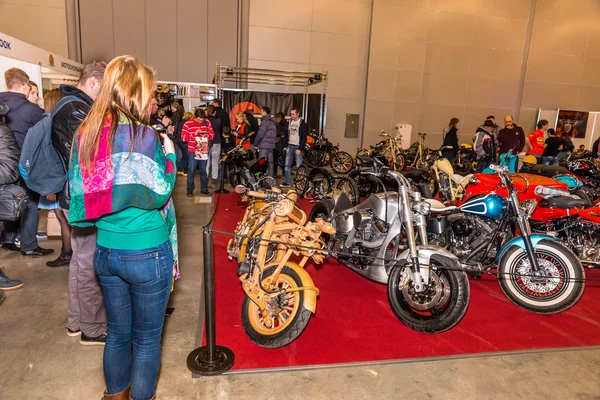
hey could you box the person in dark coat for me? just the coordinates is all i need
[0,68,50,257]
[212,98,230,134]
[274,112,288,178]
[245,107,259,146]
[0,102,24,294]
[441,117,459,162]
[254,106,277,177]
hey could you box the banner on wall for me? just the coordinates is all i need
[223,90,323,133]
[557,110,589,139]
[0,31,83,77]
[223,91,293,128]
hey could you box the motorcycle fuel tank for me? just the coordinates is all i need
[459,194,508,220]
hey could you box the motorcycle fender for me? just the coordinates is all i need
[387,244,461,275]
[266,261,318,314]
[494,234,560,261]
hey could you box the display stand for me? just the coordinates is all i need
[215,65,329,135]
[187,228,235,375]
[214,163,230,194]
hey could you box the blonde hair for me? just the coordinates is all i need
[44,88,62,113]
[236,111,248,125]
[76,56,156,171]
[4,68,29,90]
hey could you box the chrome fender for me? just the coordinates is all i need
[495,234,560,261]
[265,262,318,314]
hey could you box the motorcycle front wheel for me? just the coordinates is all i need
[387,257,470,333]
[331,151,354,174]
[498,240,585,314]
[453,159,473,175]
[241,265,312,348]
[293,165,310,196]
[334,177,360,206]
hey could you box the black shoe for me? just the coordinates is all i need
[67,327,81,337]
[0,268,23,291]
[46,249,72,267]
[2,243,20,252]
[201,190,211,195]
[21,246,54,256]
[0,290,5,305]
[80,332,107,346]
[187,190,193,197]
[281,182,291,187]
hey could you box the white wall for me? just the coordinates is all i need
[248,0,372,151]
[0,0,68,57]
[0,55,42,93]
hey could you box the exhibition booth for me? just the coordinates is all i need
[0,32,83,100]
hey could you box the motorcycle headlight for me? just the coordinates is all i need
[412,200,431,216]
[522,199,537,216]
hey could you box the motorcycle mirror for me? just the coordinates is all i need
[235,185,248,194]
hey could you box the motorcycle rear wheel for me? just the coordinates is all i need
[498,240,585,314]
[305,149,325,168]
[387,257,470,333]
[242,265,312,348]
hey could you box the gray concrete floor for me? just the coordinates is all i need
[1,176,599,399]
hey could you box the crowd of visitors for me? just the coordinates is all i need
[443,113,583,172]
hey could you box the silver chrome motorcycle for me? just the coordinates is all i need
[309,167,471,333]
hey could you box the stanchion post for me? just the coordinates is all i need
[187,228,235,375]
[215,160,230,194]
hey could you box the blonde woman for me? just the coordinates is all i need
[68,56,178,400]
[233,111,253,150]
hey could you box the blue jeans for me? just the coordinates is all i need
[187,152,208,192]
[94,241,173,400]
[284,145,303,184]
[259,148,274,177]
[543,156,558,165]
[176,141,188,173]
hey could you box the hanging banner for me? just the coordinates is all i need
[224,90,294,128]
[0,31,83,77]
[557,110,589,139]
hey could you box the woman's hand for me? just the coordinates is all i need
[46,194,57,201]
[161,133,176,155]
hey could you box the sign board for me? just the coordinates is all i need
[0,31,83,77]
[345,113,359,138]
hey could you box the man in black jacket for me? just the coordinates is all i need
[0,68,50,257]
[0,103,24,296]
[212,98,230,133]
[51,61,109,346]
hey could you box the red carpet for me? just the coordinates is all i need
[207,193,600,371]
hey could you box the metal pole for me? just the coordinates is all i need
[187,228,235,375]
[203,228,216,359]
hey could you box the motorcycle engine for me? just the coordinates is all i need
[334,209,388,270]
[448,214,498,258]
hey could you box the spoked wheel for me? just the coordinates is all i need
[331,151,354,174]
[387,257,470,333]
[242,265,312,348]
[305,149,325,168]
[311,171,332,200]
[393,154,406,171]
[293,165,310,196]
[348,169,375,197]
[334,177,360,206]
[498,240,585,314]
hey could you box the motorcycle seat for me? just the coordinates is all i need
[426,199,457,213]
[546,196,589,209]
[451,174,473,185]
[521,163,568,177]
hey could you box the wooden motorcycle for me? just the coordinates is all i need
[228,186,335,348]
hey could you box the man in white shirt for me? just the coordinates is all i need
[283,108,308,186]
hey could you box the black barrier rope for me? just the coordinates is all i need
[211,227,600,283]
